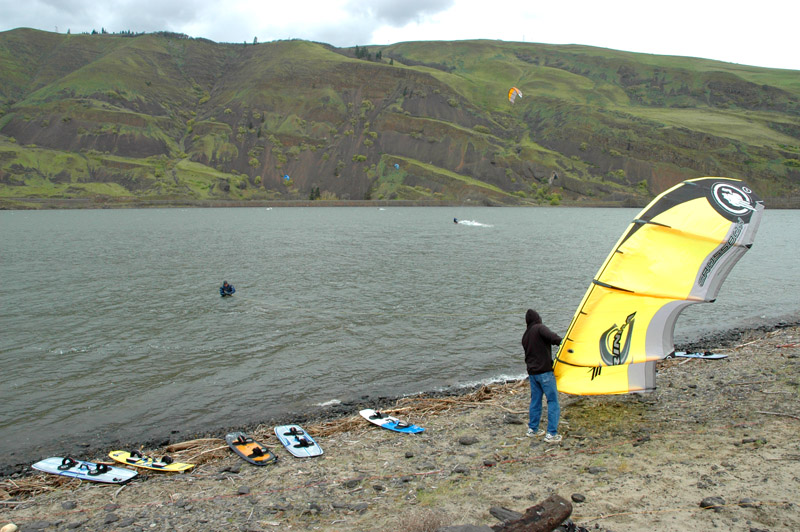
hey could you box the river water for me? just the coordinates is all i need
[1,206,798,463]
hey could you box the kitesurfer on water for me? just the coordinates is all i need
[522,309,563,443]
[220,281,236,297]
[453,218,458,224]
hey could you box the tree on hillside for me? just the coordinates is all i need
[355,45,370,60]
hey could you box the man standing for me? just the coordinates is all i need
[522,309,563,443]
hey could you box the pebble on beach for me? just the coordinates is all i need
[699,496,726,511]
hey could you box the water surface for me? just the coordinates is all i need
[1,207,797,462]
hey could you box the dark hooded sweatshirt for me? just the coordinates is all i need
[522,309,563,375]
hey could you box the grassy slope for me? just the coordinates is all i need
[363,40,800,203]
[1,30,799,207]
[385,40,800,144]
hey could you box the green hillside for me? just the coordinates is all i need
[1,29,798,208]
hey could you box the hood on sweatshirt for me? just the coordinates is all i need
[525,309,542,326]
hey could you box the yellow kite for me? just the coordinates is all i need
[554,177,764,395]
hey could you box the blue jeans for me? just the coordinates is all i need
[529,372,560,435]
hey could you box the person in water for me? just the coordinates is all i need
[453,218,458,224]
[220,281,236,297]
[522,309,563,443]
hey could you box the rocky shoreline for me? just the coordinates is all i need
[2,321,799,531]
[3,318,795,479]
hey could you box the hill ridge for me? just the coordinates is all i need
[1,29,799,207]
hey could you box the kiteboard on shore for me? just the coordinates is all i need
[673,351,728,359]
[109,450,194,472]
[225,432,278,465]
[32,457,137,484]
[359,409,424,434]
[274,425,323,457]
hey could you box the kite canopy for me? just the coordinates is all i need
[553,177,764,395]
[508,87,522,103]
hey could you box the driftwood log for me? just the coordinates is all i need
[491,494,573,532]
[164,438,223,452]
[438,495,573,532]
[489,506,524,523]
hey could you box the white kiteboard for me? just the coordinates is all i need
[674,351,728,359]
[274,425,323,457]
[359,409,424,434]
[32,457,137,484]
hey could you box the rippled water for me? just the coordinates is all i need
[1,206,798,461]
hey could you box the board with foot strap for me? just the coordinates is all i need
[108,450,194,472]
[274,425,323,457]
[225,432,278,466]
[673,351,728,359]
[359,409,424,434]
[32,457,137,484]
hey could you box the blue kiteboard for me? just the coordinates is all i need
[274,425,323,457]
[359,409,424,434]
[32,457,137,484]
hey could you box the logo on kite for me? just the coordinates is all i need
[698,220,744,287]
[710,183,757,216]
[508,87,522,104]
[598,312,635,366]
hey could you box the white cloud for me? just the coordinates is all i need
[351,0,455,27]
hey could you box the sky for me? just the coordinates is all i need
[2,0,798,70]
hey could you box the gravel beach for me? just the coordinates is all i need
[2,322,799,532]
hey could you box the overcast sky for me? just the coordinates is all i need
[2,0,798,70]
